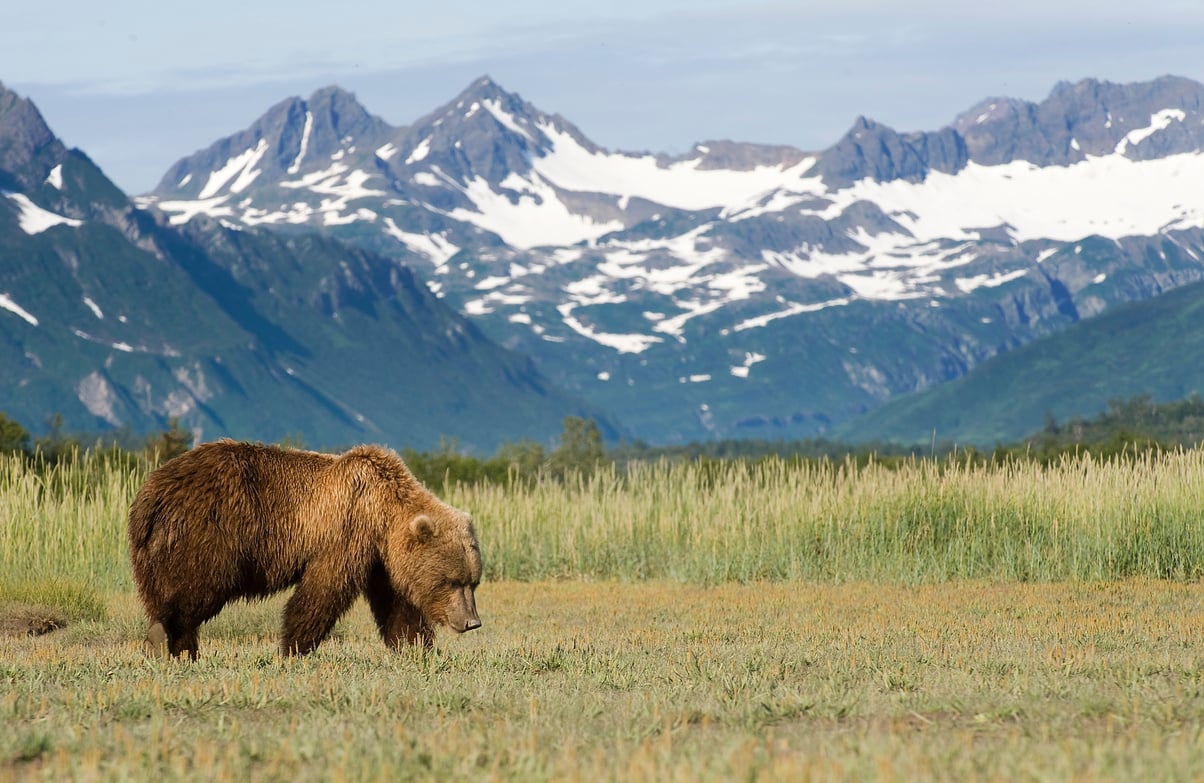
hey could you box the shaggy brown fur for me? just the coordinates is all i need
[128,440,482,659]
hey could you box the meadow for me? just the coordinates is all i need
[4,449,1204,780]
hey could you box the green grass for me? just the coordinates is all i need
[5,448,1204,779]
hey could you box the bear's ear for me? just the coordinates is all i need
[409,514,435,542]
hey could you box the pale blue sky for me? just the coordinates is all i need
[3,1,1201,193]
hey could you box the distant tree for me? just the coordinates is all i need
[0,412,31,455]
[547,417,605,476]
[278,433,308,450]
[35,413,81,463]
[493,438,546,477]
[404,437,496,488]
[145,418,193,464]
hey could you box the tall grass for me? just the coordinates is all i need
[0,450,144,592]
[453,450,1204,583]
[5,447,1204,591]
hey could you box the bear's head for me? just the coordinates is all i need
[342,445,483,634]
[400,508,483,634]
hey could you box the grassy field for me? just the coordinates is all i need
[4,450,1204,780]
[5,580,1204,781]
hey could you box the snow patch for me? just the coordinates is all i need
[0,293,38,326]
[76,371,122,425]
[280,164,385,222]
[448,172,623,249]
[381,218,461,267]
[731,298,851,332]
[534,119,813,214]
[199,138,268,199]
[482,99,533,141]
[828,151,1204,245]
[954,269,1029,293]
[463,299,492,316]
[407,137,432,164]
[46,164,64,189]
[654,300,725,337]
[287,111,314,174]
[729,351,766,378]
[1115,109,1186,154]
[83,296,104,319]
[411,171,441,187]
[558,303,663,354]
[155,194,233,225]
[4,192,83,234]
[475,275,510,290]
[376,142,399,161]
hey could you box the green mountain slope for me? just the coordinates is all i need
[832,277,1204,446]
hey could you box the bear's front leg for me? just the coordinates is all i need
[365,563,435,649]
[280,563,359,655]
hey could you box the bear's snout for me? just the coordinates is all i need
[446,585,481,633]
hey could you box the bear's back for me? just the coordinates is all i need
[129,440,336,548]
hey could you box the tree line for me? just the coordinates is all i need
[3,394,1204,486]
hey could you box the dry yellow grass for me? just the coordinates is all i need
[5,579,1204,781]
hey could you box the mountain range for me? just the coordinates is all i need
[136,74,1204,444]
[4,74,1204,448]
[0,81,606,451]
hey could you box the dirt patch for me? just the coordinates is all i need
[0,604,68,637]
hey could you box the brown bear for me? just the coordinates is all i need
[128,439,482,659]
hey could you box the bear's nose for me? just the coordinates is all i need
[464,618,482,631]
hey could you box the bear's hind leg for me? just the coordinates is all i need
[365,562,434,650]
[145,622,169,657]
[145,618,200,660]
[280,565,359,656]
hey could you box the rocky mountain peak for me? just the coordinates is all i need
[151,84,391,198]
[418,74,551,144]
[390,75,579,187]
[300,85,391,149]
[954,76,1204,166]
[0,81,64,189]
[453,75,511,105]
[808,116,933,186]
